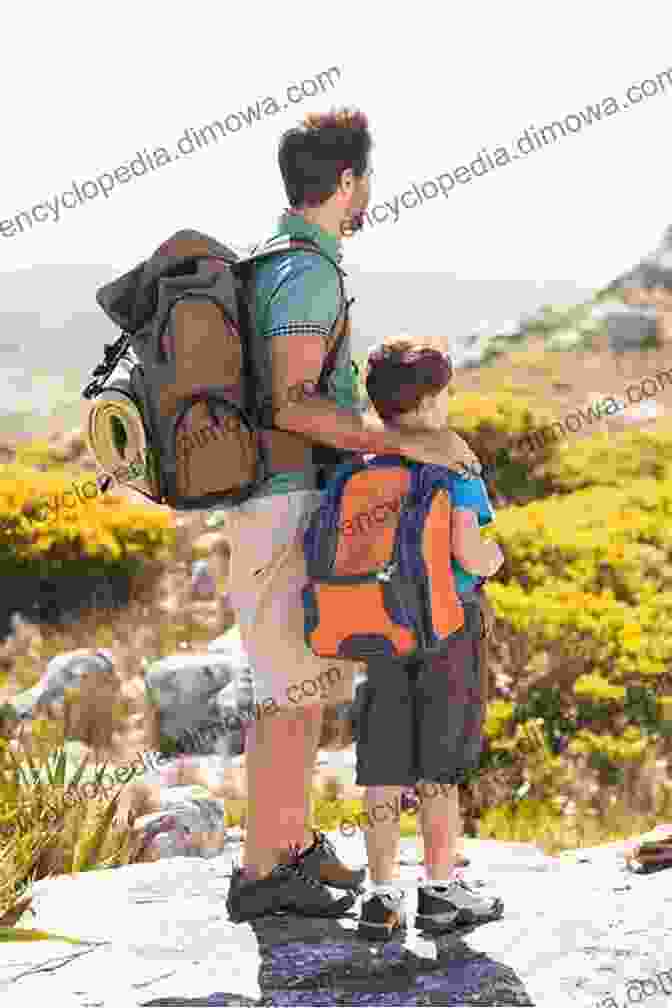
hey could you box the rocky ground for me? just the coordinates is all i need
[2,834,672,1007]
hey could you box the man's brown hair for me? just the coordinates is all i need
[278,107,372,208]
[365,340,453,421]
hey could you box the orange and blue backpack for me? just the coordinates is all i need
[302,455,465,661]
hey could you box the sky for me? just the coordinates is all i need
[2,1,672,353]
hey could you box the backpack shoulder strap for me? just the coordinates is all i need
[239,235,352,420]
[412,464,457,513]
[243,235,347,304]
[328,457,368,495]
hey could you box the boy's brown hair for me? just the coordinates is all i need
[278,107,372,208]
[365,340,453,421]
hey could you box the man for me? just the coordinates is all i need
[225,107,482,922]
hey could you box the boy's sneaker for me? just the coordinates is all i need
[226,861,357,923]
[296,831,366,891]
[415,878,504,934]
[357,890,407,941]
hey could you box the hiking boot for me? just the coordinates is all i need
[357,890,407,941]
[226,861,357,923]
[296,831,367,891]
[415,879,504,934]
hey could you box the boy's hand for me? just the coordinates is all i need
[483,544,503,576]
[402,429,482,477]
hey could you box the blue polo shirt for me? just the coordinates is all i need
[253,211,362,496]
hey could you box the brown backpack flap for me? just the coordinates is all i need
[165,256,353,499]
[155,234,223,260]
[154,264,257,502]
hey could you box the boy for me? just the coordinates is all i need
[354,339,505,939]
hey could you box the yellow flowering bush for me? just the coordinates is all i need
[573,673,626,703]
[543,422,672,493]
[483,700,516,740]
[0,462,175,628]
[444,387,557,453]
[569,726,649,763]
[0,463,174,568]
[444,389,551,437]
[478,797,565,846]
[487,580,671,682]
[490,478,672,605]
[480,474,672,802]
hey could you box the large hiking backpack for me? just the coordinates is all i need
[83,229,354,510]
[302,456,465,661]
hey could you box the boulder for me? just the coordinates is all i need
[143,627,253,760]
[132,785,230,859]
[604,303,659,353]
[3,649,115,721]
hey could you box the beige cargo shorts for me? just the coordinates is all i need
[216,490,362,711]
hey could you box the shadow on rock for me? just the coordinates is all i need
[140,912,533,1006]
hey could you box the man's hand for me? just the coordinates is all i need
[269,331,483,472]
[400,428,482,477]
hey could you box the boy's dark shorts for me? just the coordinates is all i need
[354,598,483,787]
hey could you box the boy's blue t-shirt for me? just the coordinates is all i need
[442,472,495,594]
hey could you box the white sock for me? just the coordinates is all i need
[370,882,406,899]
[423,876,458,890]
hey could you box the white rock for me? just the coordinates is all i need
[3,837,672,1006]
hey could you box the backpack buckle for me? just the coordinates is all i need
[260,398,275,428]
[377,562,397,583]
